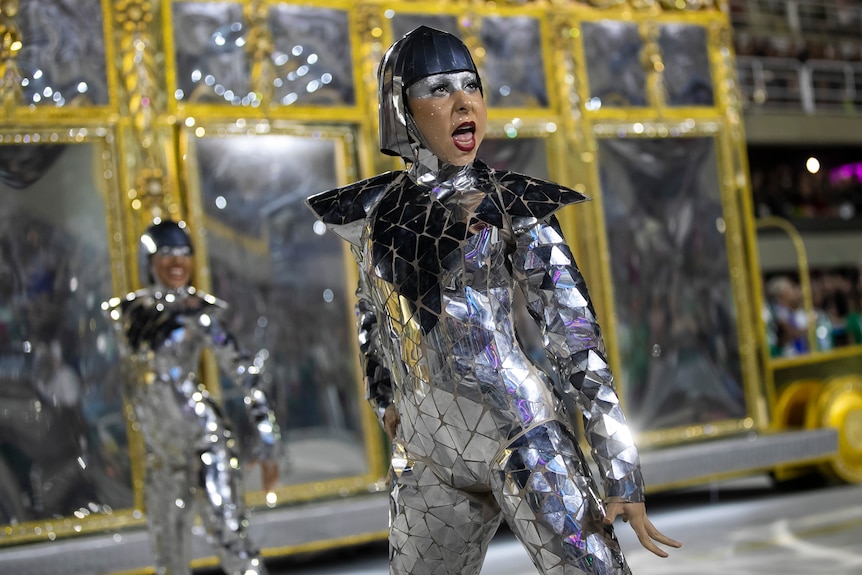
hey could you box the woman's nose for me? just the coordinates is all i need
[453,91,472,112]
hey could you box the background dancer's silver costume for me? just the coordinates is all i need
[104,221,278,575]
[308,26,649,575]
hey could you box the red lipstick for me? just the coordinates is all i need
[452,122,476,152]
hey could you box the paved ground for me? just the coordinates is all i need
[263,475,862,575]
[8,473,858,575]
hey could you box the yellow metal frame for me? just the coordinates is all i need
[753,216,862,445]
[585,122,763,446]
[753,216,862,483]
[755,217,818,353]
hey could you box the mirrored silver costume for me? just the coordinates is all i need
[103,222,277,575]
[307,26,644,575]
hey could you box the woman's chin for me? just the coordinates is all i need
[443,150,479,166]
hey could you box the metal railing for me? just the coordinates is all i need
[737,55,862,113]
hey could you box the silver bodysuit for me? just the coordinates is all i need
[308,160,645,575]
[104,285,276,575]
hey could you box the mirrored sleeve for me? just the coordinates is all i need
[209,315,280,461]
[355,273,394,429]
[511,215,645,502]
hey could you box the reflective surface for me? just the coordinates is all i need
[191,133,369,490]
[659,25,715,107]
[597,137,747,432]
[478,137,549,178]
[582,21,646,107]
[171,3,353,107]
[171,3,249,105]
[0,143,132,526]
[480,17,548,108]
[16,0,109,107]
[269,5,354,106]
[390,14,460,44]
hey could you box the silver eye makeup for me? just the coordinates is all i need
[407,71,480,99]
[156,246,192,257]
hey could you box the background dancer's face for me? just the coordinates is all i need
[151,246,193,289]
[407,71,487,166]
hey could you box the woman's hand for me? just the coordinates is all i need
[383,404,400,439]
[260,459,280,492]
[383,405,401,487]
[605,501,682,558]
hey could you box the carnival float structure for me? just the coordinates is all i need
[0,0,858,573]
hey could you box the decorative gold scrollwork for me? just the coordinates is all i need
[548,13,583,143]
[114,0,178,223]
[244,0,274,108]
[356,3,389,173]
[0,0,23,113]
[459,12,485,72]
[114,0,153,32]
[639,20,667,108]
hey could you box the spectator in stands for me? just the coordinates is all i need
[766,275,810,355]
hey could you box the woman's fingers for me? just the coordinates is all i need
[646,518,683,548]
[608,502,682,558]
[628,515,670,557]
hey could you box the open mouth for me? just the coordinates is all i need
[452,122,476,152]
[167,266,189,281]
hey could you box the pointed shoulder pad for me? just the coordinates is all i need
[491,168,590,221]
[305,172,402,246]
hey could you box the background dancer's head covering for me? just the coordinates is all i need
[139,219,194,284]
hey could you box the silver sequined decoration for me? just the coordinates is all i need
[104,285,277,575]
[308,158,645,575]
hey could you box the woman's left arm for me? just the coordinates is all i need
[511,215,643,501]
[207,309,281,465]
[511,215,681,555]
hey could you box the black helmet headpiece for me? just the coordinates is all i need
[140,220,193,255]
[139,220,193,284]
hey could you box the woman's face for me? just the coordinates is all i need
[151,246,193,289]
[406,71,487,166]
